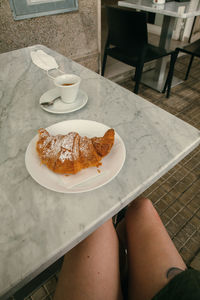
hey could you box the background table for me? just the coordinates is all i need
[118,0,200,91]
[0,45,199,299]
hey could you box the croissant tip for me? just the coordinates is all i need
[38,128,49,137]
[104,128,115,137]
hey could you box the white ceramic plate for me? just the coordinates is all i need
[25,120,126,193]
[39,88,88,114]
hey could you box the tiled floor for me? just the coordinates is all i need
[13,55,200,300]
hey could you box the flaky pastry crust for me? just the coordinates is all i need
[36,128,115,174]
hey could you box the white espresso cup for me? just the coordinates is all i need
[54,74,81,103]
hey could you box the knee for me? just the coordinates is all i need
[125,197,155,224]
[97,218,116,236]
[128,197,153,212]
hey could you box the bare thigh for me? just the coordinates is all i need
[125,197,186,300]
[54,219,123,300]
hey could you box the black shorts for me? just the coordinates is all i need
[152,268,200,300]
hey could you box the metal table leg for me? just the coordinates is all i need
[141,15,183,92]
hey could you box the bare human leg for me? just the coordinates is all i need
[54,219,123,300]
[125,197,186,300]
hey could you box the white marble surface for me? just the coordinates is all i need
[0,45,199,299]
[118,0,200,18]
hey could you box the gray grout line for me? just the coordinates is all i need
[178,224,200,253]
[148,151,200,197]
[168,207,200,240]
[176,106,200,120]
[148,168,198,208]
[164,195,197,226]
[188,248,200,266]
[159,177,199,217]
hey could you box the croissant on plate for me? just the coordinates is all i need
[36,128,115,174]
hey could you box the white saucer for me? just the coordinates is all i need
[39,88,88,114]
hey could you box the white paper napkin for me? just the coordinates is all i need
[60,167,107,189]
[30,50,59,71]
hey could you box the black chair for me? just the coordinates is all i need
[102,6,176,96]
[177,39,200,80]
[163,39,200,97]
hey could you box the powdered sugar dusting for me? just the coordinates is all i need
[41,132,78,162]
[80,136,92,158]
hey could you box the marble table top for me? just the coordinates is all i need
[0,45,199,299]
[118,0,200,18]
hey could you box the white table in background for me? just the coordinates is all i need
[0,45,200,299]
[118,0,200,91]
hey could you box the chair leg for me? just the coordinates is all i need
[101,36,110,76]
[134,62,144,94]
[163,50,178,98]
[185,55,194,80]
[162,70,170,95]
[101,51,107,76]
[166,52,176,98]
